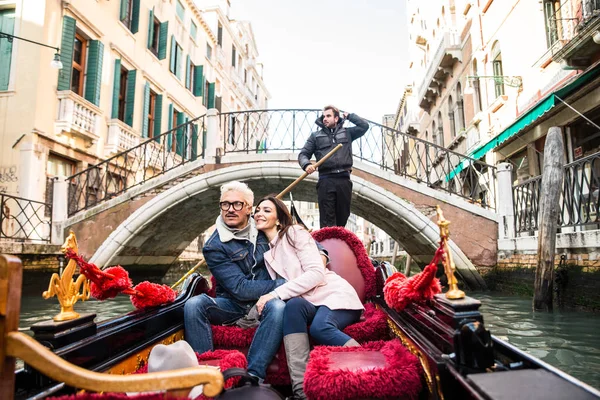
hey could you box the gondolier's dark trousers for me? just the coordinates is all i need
[317,171,352,228]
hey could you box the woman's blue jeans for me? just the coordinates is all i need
[283,297,362,346]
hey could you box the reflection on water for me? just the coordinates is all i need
[477,292,600,390]
[17,275,600,390]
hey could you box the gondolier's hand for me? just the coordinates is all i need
[305,163,316,174]
[256,293,276,315]
[342,112,349,118]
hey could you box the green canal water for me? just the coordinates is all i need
[17,274,600,390]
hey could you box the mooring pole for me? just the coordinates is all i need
[533,127,564,311]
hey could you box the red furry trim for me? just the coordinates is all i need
[130,282,177,310]
[311,227,377,300]
[48,393,186,400]
[304,339,423,400]
[211,325,256,348]
[343,303,390,343]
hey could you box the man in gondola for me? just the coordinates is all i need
[298,105,369,228]
[184,181,327,384]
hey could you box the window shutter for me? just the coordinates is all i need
[124,69,137,127]
[111,59,121,119]
[141,81,150,137]
[57,16,76,91]
[191,123,198,161]
[147,9,154,49]
[169,35,176,73]
[131,0,140,34]
[175,45,182,80]
[158,21,168,60]
[193,65,203,97]
[119,0,128,21]
[176,112,185,157]
[207,82,215,109]
[0,10,16,91]
[84,40,104,106]
[167,103,173,150]
[202,127,207,158]
[154,94,162,143]
[185,55,191,89]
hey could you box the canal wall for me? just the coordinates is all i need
[0,241,61,272]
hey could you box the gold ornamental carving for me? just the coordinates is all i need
[42,231,91,321]
[436,206,465,300]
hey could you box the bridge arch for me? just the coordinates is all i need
[89,161,487,288]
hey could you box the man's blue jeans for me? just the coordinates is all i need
[283,297,361,346]
[184,294,285,380]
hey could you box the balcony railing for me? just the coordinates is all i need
[105,119,140,156]
[513,150,600,233]
[55,91,102,142]
[0,193,52,242]
[549,0,600,60]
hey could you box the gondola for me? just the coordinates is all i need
[2,206,600,400]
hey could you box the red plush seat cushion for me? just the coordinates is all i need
[342,303,390,343]
[304,339,423,400]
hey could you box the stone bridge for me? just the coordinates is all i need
[59,153,498,290]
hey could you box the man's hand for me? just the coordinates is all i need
[256,293,276,315]
[305,164,316,174]
[342,112,349,119]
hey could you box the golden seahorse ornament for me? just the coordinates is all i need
[42,231,91,321]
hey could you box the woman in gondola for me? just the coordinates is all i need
[253,195,363,400]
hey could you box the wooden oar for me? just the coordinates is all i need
[276,143,343,199]
[171,258,206,289]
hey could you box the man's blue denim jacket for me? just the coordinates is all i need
[203,229,286,309]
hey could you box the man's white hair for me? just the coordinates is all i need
[220,181,254,205]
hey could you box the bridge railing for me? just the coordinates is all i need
[0,193,52,242]
[66,115,205,216]
[219,109,497,209]
[513,151,600,233]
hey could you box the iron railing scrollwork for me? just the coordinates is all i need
[513,151,600,233]
[66,115,206,216]
[547,0,600,53]
[218,109,497,209]
[0,193,52,242]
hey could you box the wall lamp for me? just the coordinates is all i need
[464,75,522,94]
[0,32,63,69]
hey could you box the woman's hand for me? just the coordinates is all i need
[256,293,275,315]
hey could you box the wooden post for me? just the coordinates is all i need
[534,127,564,311]
[404,254,412,276]
[0,255,23,400]
[390,241,399,267]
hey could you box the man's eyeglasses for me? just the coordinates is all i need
[220,201,246,211]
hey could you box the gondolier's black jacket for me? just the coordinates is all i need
[298,113,369,176]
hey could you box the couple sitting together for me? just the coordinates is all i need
[183,181,363,399]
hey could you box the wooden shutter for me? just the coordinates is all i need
[176,112,185,157]
[124,69,137,127]
[131,0,140,34]
[111,59,122,119]
[0,10,15,91]
[191,123,198,161]
[158,21,168,60]
[207,82,215,109]
[141,81,150,137]
[147,9,154,49]
[185,54,191,89]
[119,0,128,22]
[84,40,104,106]
[193,65,204,97]
[169,35,176,73]
[167,103,173,150]
[57,16,76,91]
[154,94,162,143]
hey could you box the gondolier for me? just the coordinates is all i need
[298,105,369,228]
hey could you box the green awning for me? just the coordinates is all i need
[446,67,600,181]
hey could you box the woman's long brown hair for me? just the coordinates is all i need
[255,195,305,250]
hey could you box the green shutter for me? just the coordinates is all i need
[169,35,176,73]
[0,10,16,91]
[185,55,190,89]
[147,9,154,49]
[131,0,140,34]
[202,127,207,157]
[175,45,182,80]
[154,94,162,143]
[207,82,215,109]
[84,40,104,106]
[191,123,198,161]
[158,21,168,60]
[57,16,76,91]
[124,69,137,127]
[167,103,173,150]
[176,112,185,157]
[111,59,121,119]
[119,0,128,21]
[193,65,203,96]
[141,81,150,137]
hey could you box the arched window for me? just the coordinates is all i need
[456,82,465,133]
[491,41,505,97]
[437,112,444,147]
[432,120,437,146]
[448,95,456,139]
[472,59,483,112]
